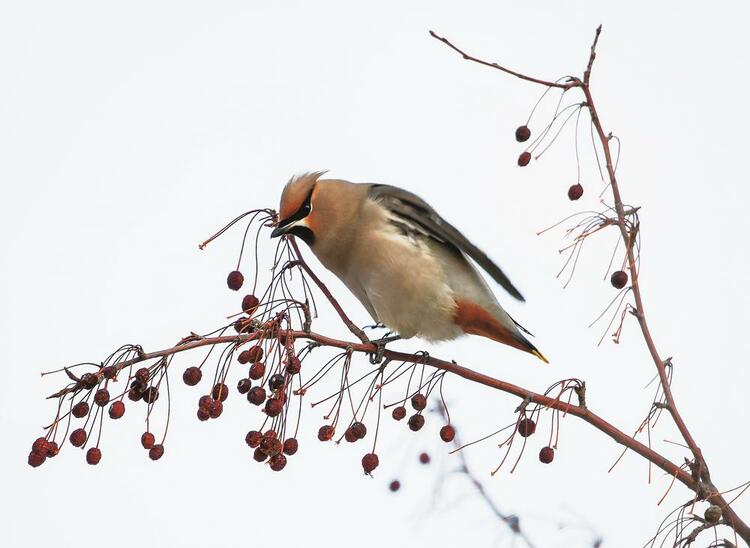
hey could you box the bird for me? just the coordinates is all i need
[270,172,548,363]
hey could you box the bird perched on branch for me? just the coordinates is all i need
[271,172,548,363]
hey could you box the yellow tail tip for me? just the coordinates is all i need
[531,349,549,364]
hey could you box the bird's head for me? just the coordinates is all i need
[270,171,327,245]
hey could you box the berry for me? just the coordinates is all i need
[72,401,89,418]
[247,386,266,406]
[252,447,267,462]
[539,446,555,464]
[265,398,283,417]
[46,441,59,458]
[128,387,143,401]
[245,430,262,448]
[81,373,98,389]
[208,400,223,418]
[440,425,456,443]
[182,367,202,386]
[391,406,407,421]
[108,401,125,419]
[317,425,334,442]
[517,418,536,437]
[212,383,229,402]
[197,408,210,421]
[102,366,117,380]
[237,378,252,394]
[704,504,722,524]
[515,125,531,142]
[246,345,263,363]
[408,414,425,432]
[410,393,427,411]
[389,480,401,492]
[283,438,299,456]
[28,451,46,468]
[233,317,250,334]
[242,294,259,314]
[248,362,266,380]
[135,367,150,384]
[227,270,244,291]
[344,427,358,443]
[518,151,532,167]
[419,452,431,464]
[69,428,87,447]
[141,432,155,449]
[94,389,110,407]
[198,395,213,410]
[263,429,278,439]
[568,184,584,201]
[141,386,159,404]
[351,421,367,440]
[362,453,379,474]
[269,453,287,471]
[237,350,251,364]
[149,444,164,461]
[610,270,628,289]
[260,437,283,457]
[86,447,101,465]
[31,437,49,455]
[286,356,301,375]
[268,374,285,391]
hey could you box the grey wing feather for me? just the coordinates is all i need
[368,184,525,302]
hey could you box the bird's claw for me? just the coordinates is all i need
[368,334,401,365]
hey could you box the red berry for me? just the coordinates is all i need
[128,387,142,401]
[265,398,283,417]
[263,429,278,439]
[285,356,301,375]
[80,373,98,389]
[182,366,202,386]
[248,362,265,380]
[31,437,49,455]
[515,125,531,142]
[539,446,555,464]
[419,452,431,464]
[141,386,159,404]
[317,425,334,442]
[208,400,223,419]
[237,350,251,364]
[234,317,251,334]
[102,366,117,380]
[410,393,427,411]
[440,425,456,442]
[227,270,244,291]
[245,430,262,448]
[86,447,101,465]
[351,421,367,440]
[260,437,283,457]
[46,441,59,458]
[198,395,213,410]
[344,428,358,443]
[567,183,584,201]
[141,432,155,449]
[242,294,259,314]
[283,438,299,456]
[237,378,251,394]
[253,447,267,462]
[108,401,125,419]
[610,270,628,289]
[518,151,532,167]
[72,401,89,418]
[197,408,210,421]
[269,453,287,471]
[389,480,400,492]
[69,428,86,447]
[28,451,46,468]
[391,406,407,421]
[94,389,110,407]
[517,418,536,437]
[268,374,285,391]
[246,345,263,363]
[149,444,164,461]
[212,383,229,402]
[408,414,425,432]
[247,386,266,406]
[361,453,379,474]
[135,367,150,384]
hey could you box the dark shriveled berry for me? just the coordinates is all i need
[234,318,250,334]
[72,401,89,418]
[197,408,210,421]
[410,393,427,411]
[260,437,283,457]
[212,383,229,402]
[86,447,101,465]
[245,430,262,448]
[28,451,46,468]
[440,425,456,443]
[46,441,59,458]
[408,414,425,432]
[248,362,266,380]
[141,386,159,404]
[419,452,431,464]
[344,427,358,443]
[227,270,244,291]
[81,373,98,389]
[539,446,555,464]
[94,389,110,407]
[149,444,164,461]
[237,350,251,364]
[389,480,401,492]
[265,398,283,417]
[253,447,267,462]
[198,395,212,410]
[207,400,223,418]
[391,406,407,421]
[517,418,536,437]
[268,374,285,391]
[269,453,287,471]
[128,387,143,402]
[102,366,117,380]
[317,425,335,442]
[283,438,299,456]
[518,151,532,167]
[610,270,629,289]
[242,294,259,314]
[141,432,155,449]
[362,453,379,474]
[351,421,367,440]
[108,401,125,419]
[285,356,301,375]
[568,184,584,201]
[32,437,49,455]
[515,125,531,142]
[135,367,150,384]
[246,345,263,363]
[70,428,87,447]
[263,429,278,439]
[237,378,251,394]
[182,366,202,386]
[247,386,266,406]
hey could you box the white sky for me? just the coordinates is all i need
[2,1,749,547]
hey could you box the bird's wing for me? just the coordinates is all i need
[367,184,525,302]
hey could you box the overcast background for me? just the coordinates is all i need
[2,1,749,547]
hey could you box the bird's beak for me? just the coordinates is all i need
[270,224,290,238]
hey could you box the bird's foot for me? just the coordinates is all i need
[368,334,401,364]
[363,322,387,331]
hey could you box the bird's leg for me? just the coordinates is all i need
[363,322,387,331]
[368,334,402,364]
